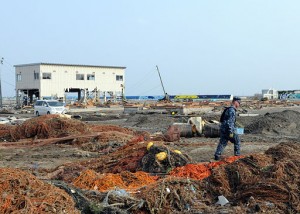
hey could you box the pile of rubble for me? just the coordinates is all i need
[0,168,79,213]
[132,143,300,213]
[73,170,158,192]
[0,115,299,213]
[0,115,90,141]
[245,110,300,136]
[39,138,193,183]
[204,142,300,213]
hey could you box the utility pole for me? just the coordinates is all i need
[0,57,3,108]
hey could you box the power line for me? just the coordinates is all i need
[2,79,15,87]
[135,83,162,96]
[125,68,157,91]
[2,63,15,75]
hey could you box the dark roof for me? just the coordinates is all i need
[14,62,126,69]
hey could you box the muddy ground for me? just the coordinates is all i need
[1,105,299,170]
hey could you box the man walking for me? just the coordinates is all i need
[214,96,241,160]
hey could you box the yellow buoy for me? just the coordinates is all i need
[156,152,167,161]
[173,150,182,154]
[147,142,154,151]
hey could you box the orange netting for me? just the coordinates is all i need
[137,143,300,213]
[169,156,243,180]
[0,168,79,213]
[72,124,150,153]
[0,124,12,141]
[43,136,148,183]
[205,143,300,212]
[5,115,89,141]
[73,169,158,192]
[89,124,136,135]
[137,177,205,214]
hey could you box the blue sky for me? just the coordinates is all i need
[1,0,299,97]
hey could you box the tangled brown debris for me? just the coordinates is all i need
[1,111,300,213]
[0,124,11,140]
[78,124,149,153]
[72,169,158,192]
[205,142,300,213]
[6,115,89,141]
[0,168,79,213]
[137,177,205,214]
[130,143,300,214]
[141,143,192,173]
[42,136,148,183]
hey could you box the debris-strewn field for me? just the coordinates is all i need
[0,104,300,213]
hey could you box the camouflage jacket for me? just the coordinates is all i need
[220,106,236,133]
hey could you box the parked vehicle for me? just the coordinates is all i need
[34,100,67,116]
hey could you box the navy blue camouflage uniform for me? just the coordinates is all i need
[214,106,241,160]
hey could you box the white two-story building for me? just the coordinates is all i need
[15,63,126,105]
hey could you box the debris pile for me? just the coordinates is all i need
[1,107,300,213]
[89,124,137,135]
[245,110,300,136]
[79,124,150,153]
[79,131,134,153]
[0,168,79,213]
[136,143,300,213]
[125,114,178,133]
[73,169,158,192]
[5,139,299,213]
[169,156,243,180]
[83,189,142,213]
[163,125,181,142]
[138,177,205,214]
[141,142,192,173]
[205,142,300,213]
[42,139,192,183]
[7,115,89,141]
[0,124,11,140]
[44,136,148,182]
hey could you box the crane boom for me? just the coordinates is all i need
[156,65,166,95]
[156,65,170,101]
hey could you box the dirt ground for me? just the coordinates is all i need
[1,105,299,170]
[1,105,300,213]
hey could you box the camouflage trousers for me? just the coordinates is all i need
[214,128,240,159]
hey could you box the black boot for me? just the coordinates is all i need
[214,155,220,161]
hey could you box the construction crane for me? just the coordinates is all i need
[156,65,170,101]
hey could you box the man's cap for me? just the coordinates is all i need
[232,96,241,104]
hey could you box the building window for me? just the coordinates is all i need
[116,75,123,81]
[76,74,84,80]
[17,74,22,82]
[34,71,40,80]
[87,74,95,80]
[42,73,52,79]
